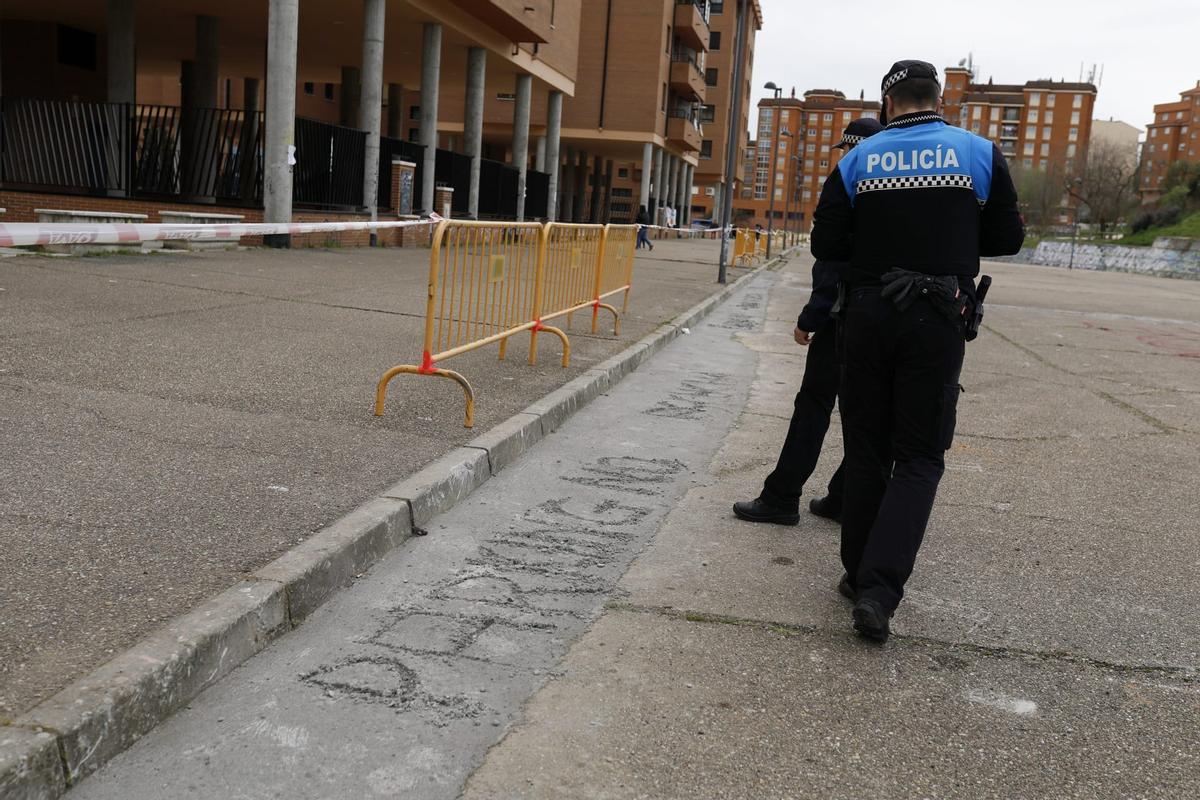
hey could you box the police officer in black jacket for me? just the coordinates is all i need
[811,60,1024,643]
[733,118,884,527]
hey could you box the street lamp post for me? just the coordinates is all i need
[763,81,783,258]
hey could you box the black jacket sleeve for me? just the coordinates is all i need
[796,259,844,332]
[980,145,1025,257]
[810,166,854,262]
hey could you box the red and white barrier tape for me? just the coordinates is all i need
[0,215,441,248]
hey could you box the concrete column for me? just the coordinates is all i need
[589,155,603,223]
[535,138,546,172]
[512,74,533,221]
[639,141,653,212]
[666,155,679,223]
[340,66,361,128]
[676,161,688,225]
[545,91,563,221]
[239,77,261,203]
[264,0,299,243]
[419,23,442,215]
[195,16,219,108]
[684,163,695,225]
[359,0,385,234]
[574,150,588,223]
[387,83,403,139]
[107,0,136,104]
[464,47,486,219]
[652,147,665,217]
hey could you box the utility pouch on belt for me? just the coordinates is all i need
[880,269,966,321]
[964,274,992,342]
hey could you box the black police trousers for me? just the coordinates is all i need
[760,320,845,511]
[839,288,964,613]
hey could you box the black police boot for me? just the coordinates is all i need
[732,497,800,526]
[852,598,891,643]
[837,573,857,602]
[808,495,842,522]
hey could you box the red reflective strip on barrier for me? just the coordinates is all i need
[115,224,141,243]
[532,319,546,332]
[0,225,13,247]
[419,350,435,374]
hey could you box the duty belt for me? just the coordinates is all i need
[880,269,966,322]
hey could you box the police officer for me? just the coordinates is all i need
[733,117,884,528]
[811,60,1024,642]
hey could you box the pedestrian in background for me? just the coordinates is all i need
[734,118,883,534]
[811,60,1024,643]
[635,205,654,251]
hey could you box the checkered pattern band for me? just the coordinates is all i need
[856,174,974,194]
[882,69,909,94]
[885,113,945,129]
[839,134,865,146]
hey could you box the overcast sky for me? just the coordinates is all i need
[749,0,1199,137]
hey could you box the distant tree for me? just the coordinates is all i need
[1074,139,1141,233]
[1011,162,1061,236]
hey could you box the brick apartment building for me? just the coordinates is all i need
[944,67,1097,223]
[1138,80,1200,203]
[0,0,761,233]
[736,89,879,230]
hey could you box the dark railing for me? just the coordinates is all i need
[478,158,518,219]
[435,149,472,215]
[131,105,264,203]
[1,98,128,194]
[293,117,366,210]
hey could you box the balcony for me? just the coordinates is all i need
[674,0,710,51]
[450,0,553,44]
[670,51,707,102]
[667,106,703,152]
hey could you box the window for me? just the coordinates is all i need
[1042,126,1051,139]
[823,113,833,122]
[1025,125,1035,139]
[778,140,787,152]
[972,105,982,119]
[803,189,812,200]
[807,128,817,136]
[1003,108,1020,122]
[1046,94,1056,107]
[409,127,419,142]
[1069,127,1078,141]
[618,168,629,179]
[991,107,1001,121]
[1029,92,1041,105]
[1044,110,1053,124]
[700,140,713,158]
[1027,109,1039,123]
[700,104,716,123]
[989,124,998,138]
[820,159,829,168]
[1071,111,1080,124]
[665,25,671,54]
[1040,143,1049,157]
[709,31,721,50]
[1151,128,1158,138]
[1023,158,1033,168]
[806,143,815,153]
[711,0,724,11]
[1073,93,1083,108]
[326,83,336,101]
[1067,143,1076,157]
[705,68,718,87]
[409,104,420,120]
[972,123,981,133]
[1023,142,1034,155]
[304,82,315,96]
[775,188,783,200]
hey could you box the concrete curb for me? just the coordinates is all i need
[0,254,783,797]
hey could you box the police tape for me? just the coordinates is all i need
[640,224,725,238]
[0,215,442,248]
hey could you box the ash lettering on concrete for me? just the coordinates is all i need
[298,456,685,725]
[644,372,733,421]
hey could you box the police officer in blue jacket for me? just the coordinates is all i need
[733,118,884,528]
[811,60,1024,643]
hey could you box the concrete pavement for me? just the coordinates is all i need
[66,252,1200,799]
[0,239,747,723]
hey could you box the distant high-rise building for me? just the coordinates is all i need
[1138,80,1200,204]
[1090,119,1142,172]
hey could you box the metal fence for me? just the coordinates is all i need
[1,97,366,210]
[378,136,424,211]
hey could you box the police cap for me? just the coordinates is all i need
[833,117,884,150]
[879,60,940,125]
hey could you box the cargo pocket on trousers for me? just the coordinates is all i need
[940,384,964,451]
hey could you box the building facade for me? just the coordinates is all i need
[1090,118,1141,172]
[1139,81,1200,204]
[735,90,879,230]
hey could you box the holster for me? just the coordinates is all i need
[964,274,992,342]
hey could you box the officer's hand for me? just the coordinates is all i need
[794,327,812,346]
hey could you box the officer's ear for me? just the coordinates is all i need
[935,96,944,115]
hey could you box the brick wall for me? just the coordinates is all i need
[0,190,432,248]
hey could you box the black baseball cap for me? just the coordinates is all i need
[879,60,940,125]
[833,117,884,150]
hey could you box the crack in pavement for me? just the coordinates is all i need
[605,602,1200,682]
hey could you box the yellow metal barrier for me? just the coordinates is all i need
[375,220,565,428]
[594,224,637,333]
[536,222,608,360]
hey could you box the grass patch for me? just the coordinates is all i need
[1119,211,1200,247]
